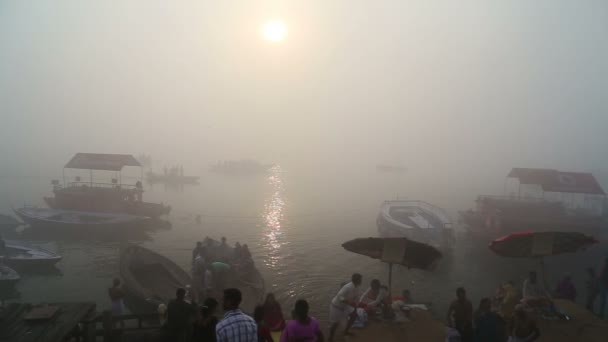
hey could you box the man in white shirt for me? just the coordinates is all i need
[523,271,550,307]
[359,279,388,314]
[329,273,363,341]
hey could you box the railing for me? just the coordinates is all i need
[61,181,139,190]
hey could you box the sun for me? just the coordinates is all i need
[262,20,287,43]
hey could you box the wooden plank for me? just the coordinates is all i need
[0,303,96,342]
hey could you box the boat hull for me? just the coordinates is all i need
[1,240,62,269]
[14,208,151,231]
[376,201,454,250]
[459,211,604,238]
[0,265,20,287]
[120,244,192,314]
[377,214,453,250]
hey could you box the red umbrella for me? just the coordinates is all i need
[489,231,598,287]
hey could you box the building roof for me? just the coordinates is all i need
[508,168,605,195]
[64,153,141,171]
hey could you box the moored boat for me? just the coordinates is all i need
[1,240,62,268]
[202,238,265,313]
[377,200,454,250]
[120,244,192,314]
[44,153,171,218]
[460,168,606,237]
[0,264,20,287]
[14,207,150,231]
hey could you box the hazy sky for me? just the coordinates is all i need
[1,1,607,183]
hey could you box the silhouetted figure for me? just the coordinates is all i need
[165,288,196,342]
[585,267,599,313]
[0,234,5,257]
[254,306,274,342]
[509,305,540,342]
[192,241,206,263]
[555,274,576,301]
[447,287,473,342]
[263,293,286,331]
[473,298,505,342]
[599,258,608,318]
[193,298,219,342]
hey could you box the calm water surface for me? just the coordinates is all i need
[1,166,606,322]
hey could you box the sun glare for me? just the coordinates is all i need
[262,20,287,42]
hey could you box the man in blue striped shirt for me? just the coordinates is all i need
[216,288,258,342]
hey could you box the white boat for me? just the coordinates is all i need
[0,264,20,286]
[2,240,62,268]
[377,200,454,250]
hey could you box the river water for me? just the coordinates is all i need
[1,165,606,322]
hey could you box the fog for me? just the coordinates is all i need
[1,0,607,189]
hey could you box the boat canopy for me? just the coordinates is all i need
[65,153,141,171]
[508,168,605,195]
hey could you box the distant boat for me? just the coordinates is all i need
[0,264,20,287]
[1,240,62,268]
[120,244,192,313]
[146,171,199,185]
[209,160,273,176]
[377,200,454,250]
[14,207,151,231]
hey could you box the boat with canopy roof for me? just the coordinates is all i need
[43,153,171,218]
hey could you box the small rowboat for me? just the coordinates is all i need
[1,240,62,269]
[120,244,192,313]
[0,264,20,287]
[202,238,266,313]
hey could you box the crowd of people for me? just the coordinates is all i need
[443,258,608,342]
[155,287,323,342]
[105,241,608,342]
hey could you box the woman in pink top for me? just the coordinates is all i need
[280,299,324,342]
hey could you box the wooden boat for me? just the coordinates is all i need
[1,240,62,268]
[460,168,606,238]
[0,214,21,229]
[377,200,454,250]
[0,264,20,287]
[0,214,22,236]
[14,207,151,230]
[146,171,199,185]
[44,153,171,218]
[120,244,192,313]
[202,238,266,313]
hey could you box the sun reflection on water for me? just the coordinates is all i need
[263,165,286,270]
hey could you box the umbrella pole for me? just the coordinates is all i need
[540,257,548,291]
